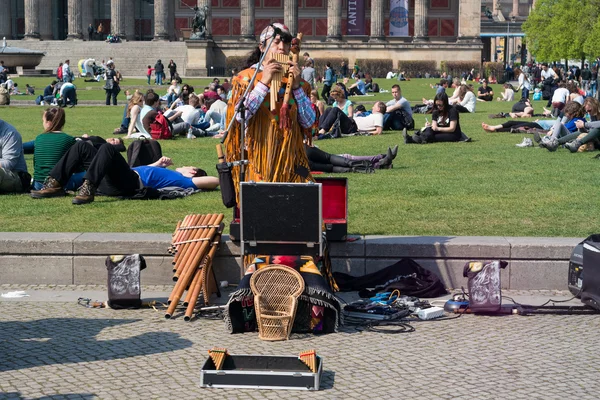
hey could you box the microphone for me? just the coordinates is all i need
[269,23,282,37]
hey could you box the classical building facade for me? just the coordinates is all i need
[3,1,536,75]
[1,0,481,42]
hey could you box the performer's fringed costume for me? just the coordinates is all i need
[224,69,314,204]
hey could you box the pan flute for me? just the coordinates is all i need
[209,347,229,370]
[269,52,292,111]
[299,349,317,373]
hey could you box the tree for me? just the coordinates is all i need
[522,0,600,64]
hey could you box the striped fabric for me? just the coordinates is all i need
[33,132,76,182]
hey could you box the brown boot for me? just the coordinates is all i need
[30,177,65,198]
[72,180,96,205]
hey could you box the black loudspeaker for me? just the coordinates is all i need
[581,238,600,310]
[240,182,322,257]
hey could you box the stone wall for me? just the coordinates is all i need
[0,233,579,290]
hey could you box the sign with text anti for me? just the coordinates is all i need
[347,0,366,35]
[389,0,409,37]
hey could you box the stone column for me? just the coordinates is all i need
[81,0,94,40]
[512,0,519,17]
[24,0,40,40]
[413,0,428,42]
[325,0,342,41]
[39,0,53,40]
[67,0,83,40]
[284,0,298,36]
[153,0,169,40]
[457,0,480,43]
[240,0,255,42]
[168,0,175,40]
[111,0,125,38]
[197,0,212,39]
[0,0,11,39]
[369,0,386,42]
[124,0,135,41]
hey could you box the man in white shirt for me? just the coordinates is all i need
[354,101,386,135]
[550,82,570,117]
[62,60,72,83]
[540,63,558,82]
[383,84,413,131]
[204,97,228,132]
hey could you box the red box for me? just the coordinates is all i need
[229,177,348,242]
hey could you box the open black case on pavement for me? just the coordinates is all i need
[239,181,322,258]
[229,177,348,243]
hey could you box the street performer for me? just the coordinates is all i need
[224,23,315,202]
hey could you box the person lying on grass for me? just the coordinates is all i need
[30,142,219,204]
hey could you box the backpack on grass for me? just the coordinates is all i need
[149,111,173,140]
[127,139,162,167]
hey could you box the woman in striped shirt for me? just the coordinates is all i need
[32,108,76,190]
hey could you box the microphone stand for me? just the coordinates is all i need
[220,29,278,185]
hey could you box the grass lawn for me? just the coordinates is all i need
[1,77,599,237]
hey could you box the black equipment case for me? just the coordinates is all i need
[239,181,322,258]
[230,177,348,242]
[200,354,323,390]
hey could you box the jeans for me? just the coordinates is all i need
[147,75,151,85]
[156,73,163,85]
[521,88,529,101]
[33,172,84,191]
[49,141,139,197]
[318,107,357,134]
[61,87,77,106]
[105,86,120,105]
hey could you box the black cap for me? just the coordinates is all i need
[51,80,57,85]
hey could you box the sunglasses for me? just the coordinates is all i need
[435,103,445,108]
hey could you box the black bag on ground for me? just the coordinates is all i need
[333,258,447,298]
[581,235,600,310]
[106,254,147,309]
[127,139,162,167]
[217,162,236,208]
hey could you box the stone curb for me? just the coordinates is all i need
[0,232,581,290]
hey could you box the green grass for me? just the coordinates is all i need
[1,78,599,237]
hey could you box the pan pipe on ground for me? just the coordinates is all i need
[165,213,224,320]
[299,349,317,373]
[209,347,229,370]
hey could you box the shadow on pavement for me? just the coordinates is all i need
[0,318,193,372]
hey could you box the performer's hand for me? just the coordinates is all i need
[260,58,283,86]
[289,61,301,90]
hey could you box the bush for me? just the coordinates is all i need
[225,56,248,76]
[355,59,394,78]
[483,62,504,81]
[397,61,437,78]
[441,61,480,80]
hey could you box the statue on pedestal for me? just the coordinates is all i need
[190,5,209,40]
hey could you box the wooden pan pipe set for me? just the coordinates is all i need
[208,347,229,370]
[165,213,224,321]
[299,349,318,373]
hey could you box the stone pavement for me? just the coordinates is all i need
[1,285,599,400]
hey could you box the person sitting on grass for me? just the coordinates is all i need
[453,84,477,113]
[0,118,29,194]
[348,76,366,96]
[32,107,76,191]
[317,87,355,138]
[30,141,219,204]
[383,84,413,131]
[403,92,469,144]
[538,102,587,152]
[497,83,515,102]
[477,80,494,101]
